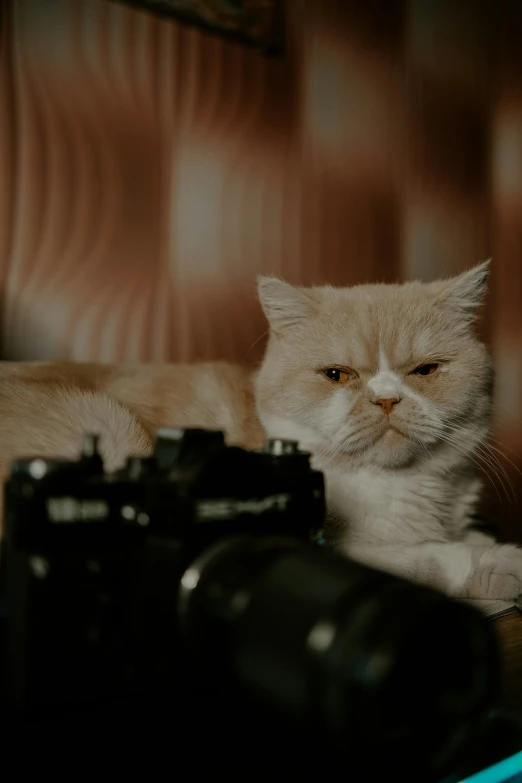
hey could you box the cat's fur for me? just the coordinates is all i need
[0,262,521,603]
[256,261,522,603]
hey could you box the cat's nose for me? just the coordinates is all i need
[372,397,401,415]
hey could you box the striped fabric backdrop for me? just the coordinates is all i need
[0,0,521,534]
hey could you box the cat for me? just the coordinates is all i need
[0,261,520,606]
[255,260,522,606]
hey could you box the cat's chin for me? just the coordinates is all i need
[379,426,406,445]
[363,427,421,469]
[368,443,420,469]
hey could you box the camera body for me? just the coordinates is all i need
[0,427,511,782]
[1,428,325,717]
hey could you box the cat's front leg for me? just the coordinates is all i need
[344,540,522,601]
[458,543,522,600]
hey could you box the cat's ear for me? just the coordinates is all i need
[436,260,491,318]
[257,277,317,332]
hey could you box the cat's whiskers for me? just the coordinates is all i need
[440,411,522,480]
[488,434,522,456]
[437,419,517,500]
[476,445,518,503]
[458,440,515,504]
[433,436,507,505]
[482,440,522,479]
[416,423,514,505]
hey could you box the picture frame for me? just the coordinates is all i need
[109,0,285,54]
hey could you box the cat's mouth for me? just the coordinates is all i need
[380,422,409,442]
[338,419,411,456]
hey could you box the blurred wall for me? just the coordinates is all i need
[0,0,521,532]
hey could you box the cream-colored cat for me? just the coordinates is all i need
[0,261,520,605]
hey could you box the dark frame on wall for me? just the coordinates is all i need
[109,0,285,54]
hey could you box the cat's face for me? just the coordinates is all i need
[255,263,493,470]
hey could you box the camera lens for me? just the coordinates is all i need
[179,537,500,779]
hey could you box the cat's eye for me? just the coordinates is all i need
[412,363,439,376]
[323,367,357,384]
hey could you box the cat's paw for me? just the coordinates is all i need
[464,544,522,601]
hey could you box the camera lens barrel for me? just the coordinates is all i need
[180,536,500,774]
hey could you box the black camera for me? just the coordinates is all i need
[0,428,508,781]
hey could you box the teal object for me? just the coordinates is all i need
[457,751,522,783]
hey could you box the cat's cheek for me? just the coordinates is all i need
[426,378,479,412]
[320,388,358,436]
